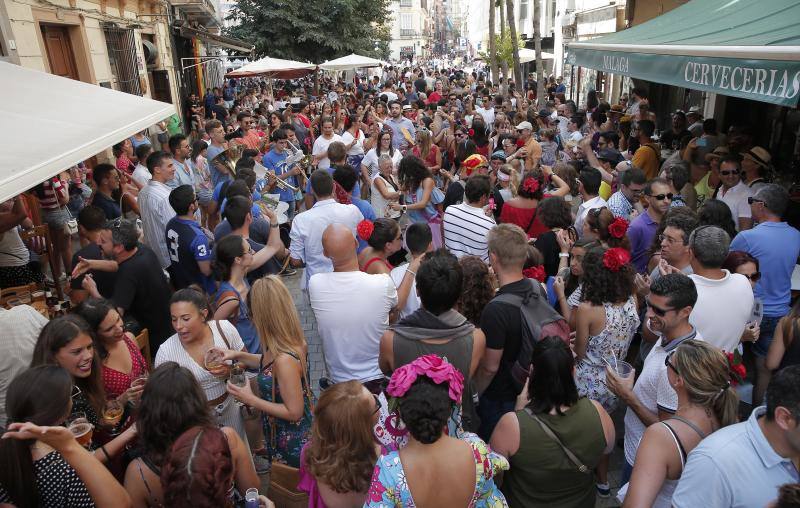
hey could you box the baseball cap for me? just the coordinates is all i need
[515,121,533,131]
[597,148,623,164]
[537,109,550,118]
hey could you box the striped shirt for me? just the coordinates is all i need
[443,202,496,262]
[138,180,176,268]
[39,177,67,210]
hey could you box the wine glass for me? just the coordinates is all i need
[67,413,93,448]
[129,373,148,407]
[101,399,124,432]
[229,363,248,407]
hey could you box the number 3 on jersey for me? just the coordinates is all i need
[167,229,180,263]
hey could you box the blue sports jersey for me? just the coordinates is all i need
[165,217,215,293]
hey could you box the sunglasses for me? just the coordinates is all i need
[372,394,381,415]
[664,351,679,375]
[741,271,762,282]
[720,170,739,176]
[649,193,674,201]
[747,197,764,205]
[646,298,675,317]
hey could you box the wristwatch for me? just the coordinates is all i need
[270,223,280,228]
[402,205,408,212]
[559,252,570,258]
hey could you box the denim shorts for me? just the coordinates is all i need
[41,206,71,229]
[753,315,783,357]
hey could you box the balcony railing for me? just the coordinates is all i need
[400,28,417,37]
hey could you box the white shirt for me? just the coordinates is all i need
[312,134,343,170]
[309,271,397,383]
[475,106,495,130]
[0,305,47,427]
[574,195,608,238]
[390,263,421,319]
[379,91,398,102]
[689,271,754,352]
[624,328,702,465]
[568,130,584,143]
[132,163,152,188]
[443,202,496,262]
[362,148,401,180]
[138,180,176,268]
[340,129,365,156]
[289,199,363,288]
[718,181,753,229]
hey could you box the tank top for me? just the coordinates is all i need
[502,398,606,508]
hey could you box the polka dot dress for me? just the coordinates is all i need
[0,451,94,506]
[102,335,148,400]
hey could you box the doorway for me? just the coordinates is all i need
[41,24,79,80]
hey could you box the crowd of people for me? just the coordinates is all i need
[1,62,800,508]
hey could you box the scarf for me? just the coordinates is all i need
[333,181,351,205]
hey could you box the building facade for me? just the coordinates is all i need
[389,0,432,62]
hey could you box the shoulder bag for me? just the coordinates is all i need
[524,408,590,474]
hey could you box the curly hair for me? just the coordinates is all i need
[585,207,631,249]
[581,246,635,305]
[699,199,738,241]
[305,381,378,494]
[537,196,573,229]
[457,255,495,325]
[397,377,452,444]
[161,426,234,508]
[137,362,214,467]
[398,154,433,192]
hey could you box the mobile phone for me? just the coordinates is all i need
[696,138,707,147]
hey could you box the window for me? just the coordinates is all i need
[399,0,412,7]
[400,13,413,30]
[102,24,142,96]
[519,0,528,19]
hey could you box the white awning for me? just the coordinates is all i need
[0,61,175,203]
[226,56,317,78]
[518,49,555,64]
[319,53,384,71]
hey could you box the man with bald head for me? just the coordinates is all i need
[289,169,363,289]
[309,223,398,393]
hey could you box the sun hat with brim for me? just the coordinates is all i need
[743,146,771,169]
[705,146,729,162]
[609,104,624,115]
[462,154,489,176]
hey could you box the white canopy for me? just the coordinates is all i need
[226,56,317,78]
[319,53,383,71]
[0,61,174,204]
[518,49,555,64]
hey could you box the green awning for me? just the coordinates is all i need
[567,0,800,107]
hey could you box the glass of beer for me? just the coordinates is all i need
[204,347,226,374]
[101,399,124,431]
[67,413,93,448]
[229,363,247,407]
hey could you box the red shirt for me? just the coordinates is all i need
[499,203,549,239]
[101,335,148,399]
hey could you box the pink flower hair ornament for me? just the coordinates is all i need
[386,354,464,403]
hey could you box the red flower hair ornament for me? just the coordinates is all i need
[357,220,374,241]
[523,265,546,282]
[602,248,630,272]
[608,217,629,239]
[726,351,747,386]
[521,177,540,194]
[468,128,475,137]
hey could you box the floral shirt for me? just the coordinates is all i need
[365,433,509,507]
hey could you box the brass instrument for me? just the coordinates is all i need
[210,144,243,178]
[260,161,300,193]
[286,139,312,187]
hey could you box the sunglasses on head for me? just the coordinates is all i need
[372,394,381,415]
[664,350,679,375]
[648,193,674,201]
[720,170,739,176]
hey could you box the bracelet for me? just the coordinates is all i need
[559,252,570,258]
[100,446,111,462]
[406,269,417,277]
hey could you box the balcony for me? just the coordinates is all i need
[400,28,418,38]
[170,0,220,26]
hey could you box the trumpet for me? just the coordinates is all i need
[286,139,311,187]
[261,161,300,193]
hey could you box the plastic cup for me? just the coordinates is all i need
[615,360,634,379]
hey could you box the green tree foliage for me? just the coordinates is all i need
[479,33,523,72]
[225,0,392,63]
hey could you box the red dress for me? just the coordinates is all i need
[412,144,440,170]
[499,203,549,240]
[102,335,148,400]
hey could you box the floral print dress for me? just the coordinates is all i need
[257,351,315,468]
[575,297,640,412]
[365,433,509,507]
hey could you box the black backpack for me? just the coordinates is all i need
[493,279,571,392]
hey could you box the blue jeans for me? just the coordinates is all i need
[620,460,634,486]
[477,395,516,441]
[753,315,782,357]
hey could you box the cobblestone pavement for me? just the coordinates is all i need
[283,268,625,506]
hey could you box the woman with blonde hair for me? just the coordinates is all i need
[620,339,739,507]
[299,380,381,507]
[224,275,314,467]
[412,128,442,177]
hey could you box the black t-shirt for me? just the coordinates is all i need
[492,185,505,221]
[70,244,116,297]
[534,230,561,277]
[660,128,691,149]
[211,104,229,126]
[414,78,427,93]
[112,246,173,351]
[479,278,530,401]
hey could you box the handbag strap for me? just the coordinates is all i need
[524,408,590,474]
[268,351,314,451]
[214,320,232,350]
[524,207,538,236]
